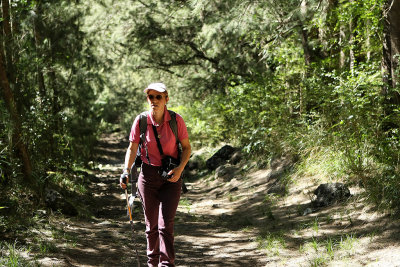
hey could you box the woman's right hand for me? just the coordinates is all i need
[120,172,129,189]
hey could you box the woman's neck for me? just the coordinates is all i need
[151,110,164,125]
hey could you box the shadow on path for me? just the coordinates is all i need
[35,132,400,267]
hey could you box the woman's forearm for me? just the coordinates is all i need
[124,142,139,173]
[178,138,191,170]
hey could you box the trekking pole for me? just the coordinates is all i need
[122,172,141,267]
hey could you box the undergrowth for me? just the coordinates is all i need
[0,166,94,258]
[0,241,39,267]
[302,234,358,266]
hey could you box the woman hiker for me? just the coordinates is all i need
[120,82,191,267]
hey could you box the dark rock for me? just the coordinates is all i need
[206,145,236,170]
[206,157,225,171]
[312,183,351,207]
[216,145,236,159]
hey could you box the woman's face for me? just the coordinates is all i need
[147,89,168,113]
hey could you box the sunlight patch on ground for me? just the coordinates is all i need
[364,246,400,266]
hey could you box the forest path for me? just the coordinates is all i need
[38,132,400,267]
[40,132,267,266]
[38,132,146,266]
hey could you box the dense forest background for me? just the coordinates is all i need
[1,0,400,232]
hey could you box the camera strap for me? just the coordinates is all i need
[151,120,188,193]
[152,124,165,157]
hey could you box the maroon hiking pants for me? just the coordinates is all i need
[138,163,182,267]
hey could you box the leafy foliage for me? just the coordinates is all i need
[0,0,106,224]
[109,0,400,209]
[1,0,400,222]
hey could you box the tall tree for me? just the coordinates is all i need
[33,1,47,103]
[349,0,355,73]
[0,32,34,186]
[382,0,400,109]
[299,1,313,67]
[1,0,14,81]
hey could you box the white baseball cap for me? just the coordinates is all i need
[144,82,167,93]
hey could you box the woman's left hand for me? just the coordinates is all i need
[167,138,191,183]
[167,166,184,183]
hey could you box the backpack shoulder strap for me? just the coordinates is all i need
[138,111,148,144]
[168,110,179,144]
[137,111,150,165]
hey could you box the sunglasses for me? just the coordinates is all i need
[147,94,164,100]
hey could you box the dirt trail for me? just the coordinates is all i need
[37,132,146,266]
[37,132,400,267]
[37,132,267,267]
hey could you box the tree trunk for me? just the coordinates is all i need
[382,0,400,106]
[33,1,47,101]
[318,1,330,59]
[1,0,15,82]
[299,1,312,67]
[298,0,312,115]
[339,21,346,69]
[349,0,355,73]
[0,49,34,185]
[300,23,312,67]
[49,63,61,132]
[366,20,371,62]
[0,0,35,187]
[387,0,400,89]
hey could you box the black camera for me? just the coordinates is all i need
[159,156,180,180]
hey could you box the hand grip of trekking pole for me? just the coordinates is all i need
[120,172,129,189]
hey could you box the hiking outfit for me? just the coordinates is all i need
[129,106,189,267]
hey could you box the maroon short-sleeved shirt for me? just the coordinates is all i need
[129,107,189,166]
